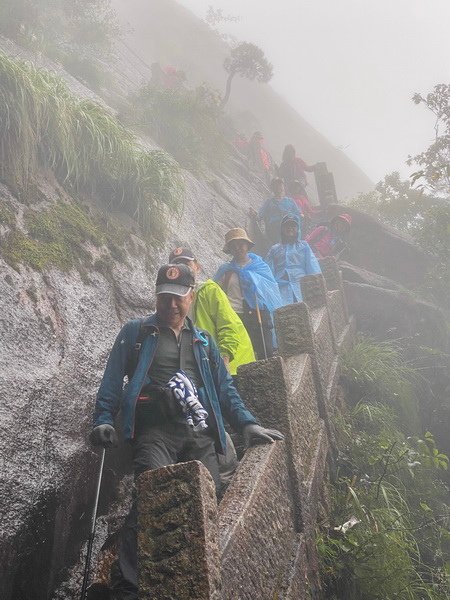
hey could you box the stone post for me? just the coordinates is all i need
[314,162,338,207]
[319,256,349,322]
[274,302,333,444]
[300,273,328,309]
[137,461,221,600]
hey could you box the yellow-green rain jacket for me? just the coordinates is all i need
[194,279,255,375]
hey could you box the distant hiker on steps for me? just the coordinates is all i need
[90,264,283,600]
[278,144,317,197]
[254,177,301,246]
[266,215,321,305]
[214,228,282,360]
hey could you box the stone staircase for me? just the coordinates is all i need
[116,257,355,599]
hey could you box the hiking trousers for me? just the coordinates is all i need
[238,310,274,360]
[110,422,220,600]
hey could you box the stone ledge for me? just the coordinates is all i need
[302,421,329,534]
[219,442,295,600]
[277,534,309,600]
[325,357,340,415]
[337,315,356,354]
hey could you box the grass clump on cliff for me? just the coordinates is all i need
[126,84,229,173]
[318,338,450,599]
[0,52,183,241]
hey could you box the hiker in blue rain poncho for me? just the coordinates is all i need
[266,215,321,306]
[214,228,282,360]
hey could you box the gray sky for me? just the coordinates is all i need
[179,0,450,183]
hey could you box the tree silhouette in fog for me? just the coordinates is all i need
[221,42,273,108]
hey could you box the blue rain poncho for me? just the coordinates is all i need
[213,253,283,313]
[258,197,302,245]
[266,228,321,306]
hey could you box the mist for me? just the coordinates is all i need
[180,0,450,182]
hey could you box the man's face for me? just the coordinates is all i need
[229,239,250,261]
[281,221,298,242]
[156,290,194,328]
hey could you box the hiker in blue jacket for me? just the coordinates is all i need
[256,177,302,246]
[90,263,283,600]
[266,214,321,305]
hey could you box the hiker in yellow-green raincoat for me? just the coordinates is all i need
[169,246,256,376]
[168,245,257,490]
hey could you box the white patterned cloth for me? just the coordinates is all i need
[166,370,209,431]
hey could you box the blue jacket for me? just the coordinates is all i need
[93,314,258,454]
[266,241,321,305]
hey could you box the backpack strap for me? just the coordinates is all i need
[221,270,233,294]
[126,318,150,380]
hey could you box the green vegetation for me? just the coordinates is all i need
[127,84,229,173]
[1,201,126,272]
[318,337,450,599]
[340,336,420,430]
[0,52,183,240]
[0,0,118,89]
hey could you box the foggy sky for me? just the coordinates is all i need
[180,0,450,183]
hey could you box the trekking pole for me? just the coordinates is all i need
[254,293,268,360]
[80,447,106,600]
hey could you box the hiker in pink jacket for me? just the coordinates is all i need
[306,213,352,259]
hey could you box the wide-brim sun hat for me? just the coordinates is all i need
[223,228,255,254]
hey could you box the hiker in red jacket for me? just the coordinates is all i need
[306,213,352,259]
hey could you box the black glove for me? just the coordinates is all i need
[243,423,284,447]
[90,424,118,448]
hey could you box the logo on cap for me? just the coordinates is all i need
[173,247,183,256]
[166,266,180,280]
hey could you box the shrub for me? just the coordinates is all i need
[0,52,183,240]
[340,336,420,431]
[318,339,450,599]
[127,84,229,173]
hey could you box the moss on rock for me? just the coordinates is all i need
[1,200,130,272]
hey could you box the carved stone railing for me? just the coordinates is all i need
[134,257,354,599]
